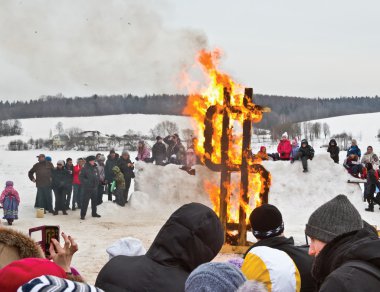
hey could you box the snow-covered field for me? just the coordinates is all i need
[1,111,380,285]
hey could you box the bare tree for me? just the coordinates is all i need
[55,122,64,135]
[150,120,179,138]
[312,122,322,139]
[322,123,330,139]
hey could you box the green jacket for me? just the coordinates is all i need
[112,166,126,190]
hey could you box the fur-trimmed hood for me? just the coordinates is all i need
[0,227,44,268]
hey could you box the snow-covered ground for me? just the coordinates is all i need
[1,111,380,285]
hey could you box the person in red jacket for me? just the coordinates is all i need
[71,158,85,210]
[277,132,292,160]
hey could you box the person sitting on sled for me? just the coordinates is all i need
[344,154,363,178]
[0,181,20,225]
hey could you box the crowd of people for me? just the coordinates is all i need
[0,195,379,291]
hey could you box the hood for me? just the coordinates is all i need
[146,203,224,272]
[312,223,380,284]
[0,227,45,266]
[107,153,119,160]
[301,139,308,146]
[112,166,121,174]
[259,146,266,152]
[329,139,337,146]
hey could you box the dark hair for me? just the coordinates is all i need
[367,146,373,150]
[66,158,72,162]
[366,162,373,171]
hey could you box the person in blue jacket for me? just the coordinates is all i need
[347,139,361,158]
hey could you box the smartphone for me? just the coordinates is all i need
[29,225,60,257]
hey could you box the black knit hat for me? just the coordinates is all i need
[305,194,363,243]
[86,155,96,162]
[249,204,284,239]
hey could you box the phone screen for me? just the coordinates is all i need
[29,225,60,257]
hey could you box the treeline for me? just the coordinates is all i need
[1,93,380,129]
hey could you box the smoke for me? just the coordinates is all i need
[0,0,208,100]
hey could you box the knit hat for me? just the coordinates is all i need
[57,160,65,165]
[156,136,162,141]
[45,156,52,162]
[237,280,267,292]
[6,181,13,187]
[0,258,66,291]
[259,146,266,152]
[352,139,357,145]
[305,195,363,243]
[281,132,288,139]
[185,262,246,292]
[106,237,146,260]
[122,149,129,156]
[18,275,104,292]
[98,154,106,162]
[249,204,284,239]
[86,155,96,162]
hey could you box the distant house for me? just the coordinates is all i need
[79,131,109,150]
[52,134,70,149]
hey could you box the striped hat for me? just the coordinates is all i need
[17,275,104,292]
[242,246,301,292]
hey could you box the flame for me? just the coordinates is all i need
[183,49,270,224]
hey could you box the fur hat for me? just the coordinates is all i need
[106,237,146,260]
[5,181,13,187]
[57,160,65,165]
[305,195,363,243]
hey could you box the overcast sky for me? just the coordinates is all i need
[0,0,379,101]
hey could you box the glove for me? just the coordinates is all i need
[281,152,285,156]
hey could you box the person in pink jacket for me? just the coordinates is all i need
[277,132,292,160]
[136,140,151,162]
[0,181,20,225]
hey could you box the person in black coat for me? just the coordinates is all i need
[245,204,316,292]
[51,160,72,215]
[116,150,134,205]
[95,202,224,292]
[79,156,101,220]
[306,195,380,291]
[151,136,167,166]
[293,139,314,172]
[64,157,74,210]
[364,162,380,212]
[327,139,340,164]
[104,150,119,200]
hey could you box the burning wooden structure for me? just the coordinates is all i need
[203,87,271,246]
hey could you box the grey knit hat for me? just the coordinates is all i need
[305,194,363,243]
[185,262,246,292]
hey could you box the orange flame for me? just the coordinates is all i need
[183,49,269,224]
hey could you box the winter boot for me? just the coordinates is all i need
[365,203,374,212]
[7,219,13,225]
[53,210,59,216]
[63,210,68,215]
[303,169,308,173]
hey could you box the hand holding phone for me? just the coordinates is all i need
[49,232,78,273]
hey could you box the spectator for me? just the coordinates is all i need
[164,134,186,164]
[95,203,224,292]
[176,135,187,165]
[136,140,151,162]
[245,204,316,292]
[343,154,363,178]
[51,160,71,215]
[361,146,379,168]
[327,139,340,164]
[305,194,380,291]
[116,150,134,205]
[64,158,74,210]
[347,139,361,158]
[292,139,314,173]
[28,154,54,213]
[185,262,246,292]
[0,227,45,269]
[364,163,380,212]
[112,166,126,206]
[290,138,300,162]
[0,181,20,225]
[72,158,84,210]
[79,156,101,220]
[256,146,269,161]
[152,136,167,166]
[96,154,106,205]
[18,275,104,292]
[105,150,119,200]
[242,246,301,291]
[277,132,292,161]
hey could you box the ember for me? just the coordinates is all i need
[183,49,271,246]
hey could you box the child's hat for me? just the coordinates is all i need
[6,181,13,187]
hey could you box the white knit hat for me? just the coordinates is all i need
[106,237,146,260]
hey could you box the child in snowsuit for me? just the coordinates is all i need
[112,166,126,206]
[277,132,292,160]
[364,163,380,212]
[294,139,314,172]
[327,139,340,164]
[0,181,20,225]
[256,146,269,161]
[290,138,299,162]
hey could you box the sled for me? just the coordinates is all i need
[347,179,366,184]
